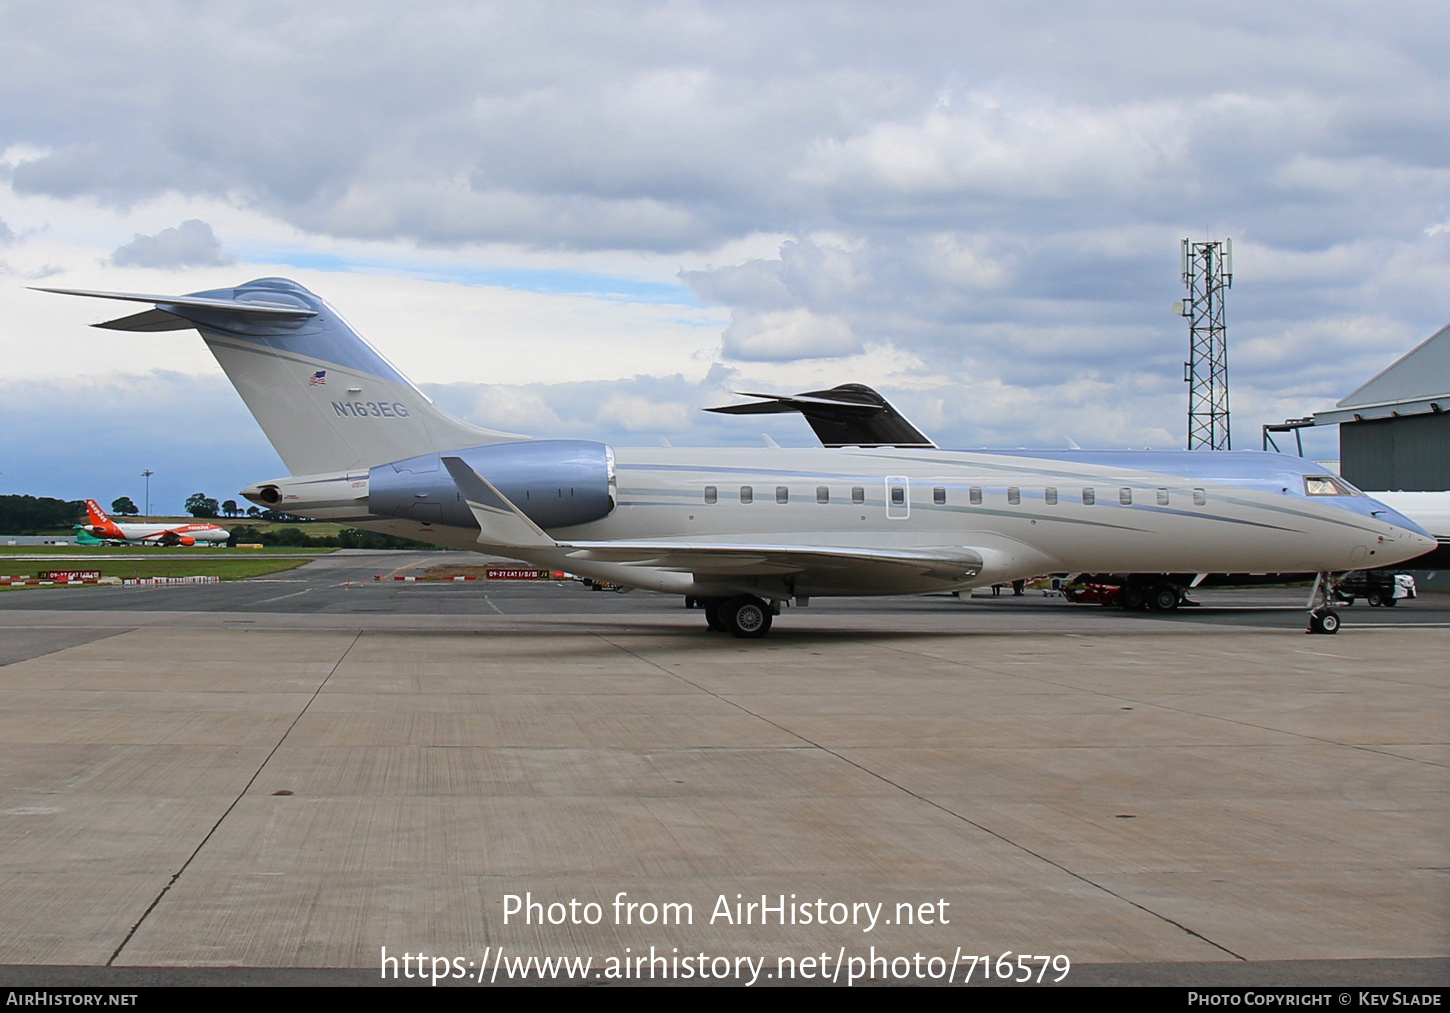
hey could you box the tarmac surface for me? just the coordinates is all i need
[0,550,1445,987]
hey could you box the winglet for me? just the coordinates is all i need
[440,456,557,548]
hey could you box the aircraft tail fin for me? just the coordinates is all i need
[39,279,529,475]
[84,499,122,538]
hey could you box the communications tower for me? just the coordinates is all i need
[1180,238,1233,450]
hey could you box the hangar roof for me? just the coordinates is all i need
[1314,320,1450,425]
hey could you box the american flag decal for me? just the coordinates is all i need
[308,371,327,386]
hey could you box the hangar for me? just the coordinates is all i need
[1312,321,1450,492]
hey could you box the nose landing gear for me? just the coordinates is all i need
[1306,572,1343,635]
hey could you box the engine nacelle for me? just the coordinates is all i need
[368,440,615,531]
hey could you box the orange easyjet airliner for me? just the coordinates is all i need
[80,500,230,546]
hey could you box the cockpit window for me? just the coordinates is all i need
[1303,475,1361,497]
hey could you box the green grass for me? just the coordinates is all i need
[218,520,353,538]
[0,557,309,586]
[0,544,330,555]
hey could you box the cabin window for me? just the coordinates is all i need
[776,486,789,504]
[1156,488,1169,506]
[1119,487,1132,505]
[969,487,982,505]
[704,485,717,504]
[852,486,865,505]
[740,485,753,504]
[1082,488,1095,505]
[1045,487,1058,505]
[933,487,946,505]
[1193,488,1207,506]
[816,486,829,503]
[1007,487,1020,505]
[891,486,905,506]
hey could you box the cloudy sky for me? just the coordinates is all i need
[3,2,1448,513]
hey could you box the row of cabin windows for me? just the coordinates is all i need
[702,485,1209,506]
[705,485,868,505]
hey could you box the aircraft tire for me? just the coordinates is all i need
[723,595,773,638]
[1308,609,1341,635]
[703,598,728,632]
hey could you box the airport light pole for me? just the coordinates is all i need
[141,470,153,519]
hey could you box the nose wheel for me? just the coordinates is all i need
[1306,572,1343,634]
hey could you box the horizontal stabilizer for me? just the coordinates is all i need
[91,307,193,332]
[440,456,557,549]
[32,287,318,320]
[706,383,936,448]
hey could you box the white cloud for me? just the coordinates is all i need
[722,308,860,361]
[2,2,1449,484]
[597,395,691,432]
[110,219,233,268]
[796,96,1186,201]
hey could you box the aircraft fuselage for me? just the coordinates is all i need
[252,444,1433,600]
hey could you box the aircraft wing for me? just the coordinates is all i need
[559,541,983,581]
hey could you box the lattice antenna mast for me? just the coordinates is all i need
[1180,238,1233,450]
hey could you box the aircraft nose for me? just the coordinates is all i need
[1367,502,1433,541]
[1379,520,1437,566]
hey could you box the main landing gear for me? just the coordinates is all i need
[1117,582,1187,611]
[1306,571,1342,635]
[699,595,776,638]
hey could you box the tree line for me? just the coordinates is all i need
[0,495,84,535]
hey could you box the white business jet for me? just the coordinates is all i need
[39,278,1435,637]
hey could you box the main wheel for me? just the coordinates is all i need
[703,598,728,632]
[722,595,773,638]
[1308,608,1341,634]
[1149,586,1179,611]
